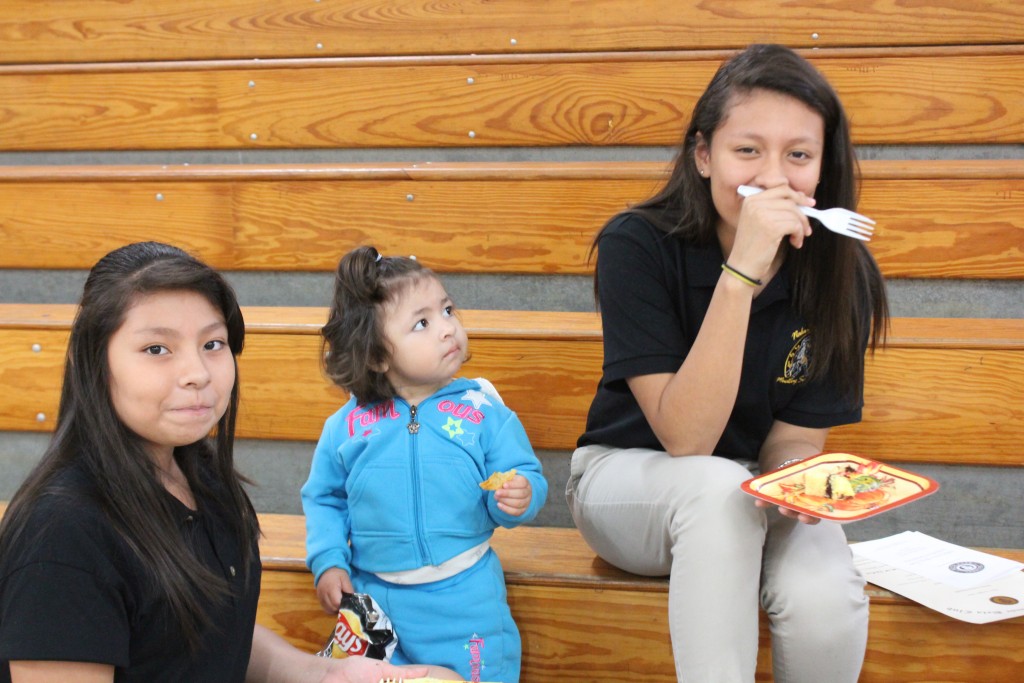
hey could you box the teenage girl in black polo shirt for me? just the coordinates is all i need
[568,45,888,682]
[0,242,458,683]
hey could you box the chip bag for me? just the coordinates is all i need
[317,592,397,661]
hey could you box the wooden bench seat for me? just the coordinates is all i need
[2,47,1022,151]
[256,514,1024,682]
[2,304,1022,468]
[3,0,1022,64]
[1,160,1021,278]
[0,500,1018,680]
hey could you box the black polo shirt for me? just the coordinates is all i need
[578,213,862,460]
[0,464,260,682]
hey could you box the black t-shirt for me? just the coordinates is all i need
[578,213,863,460]
[0,464,261,682]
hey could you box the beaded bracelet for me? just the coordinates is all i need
[721,262,762,287]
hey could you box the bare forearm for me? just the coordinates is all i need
[758,422,829,472]
[759,440,820,472]
[246,625,323,683]
[639,273,755,455]
[246,625,443,683]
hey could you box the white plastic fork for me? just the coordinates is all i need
[737,185,874,241]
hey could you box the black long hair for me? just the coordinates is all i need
[594,44,888,398]
[0,241,259,650]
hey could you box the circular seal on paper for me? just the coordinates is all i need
[990,595,1019,605]
[948,561,985,574]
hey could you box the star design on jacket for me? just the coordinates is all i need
[460,389,493,410]
[443,416,465,439]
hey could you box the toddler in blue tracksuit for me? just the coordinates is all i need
[302,246,546,683]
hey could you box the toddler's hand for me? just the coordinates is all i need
[316,567,354,615]
[494,474,532,517]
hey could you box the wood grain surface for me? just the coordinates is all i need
[1,49,1022,150]
[1,160,1021,278]
[253,515,1024,682]
[1,0,1021,63]
[0,504,1019,681]
[2,306,1022,466]
[3,3,1022,677]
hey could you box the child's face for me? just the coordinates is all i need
[695,88,825,234]
[380,276,469,405]
[107,290,235,466]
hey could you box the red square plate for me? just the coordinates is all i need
[741,452,939,522]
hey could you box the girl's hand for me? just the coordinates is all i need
[730,184,815,277]
[753,498,821,525]
[248,626,444,683]
[315,567,354,615]
[494,475,532,516]
[321,657,431,683]
[322,660,464,683]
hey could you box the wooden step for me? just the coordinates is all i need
[2,305,1022,467]
[0,160,1021,278]
[2,501,1021,681]
[3,0,1022,64]
[257,513,1024,682]
[2,47,1022,150]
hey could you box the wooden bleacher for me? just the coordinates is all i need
[2,305,1023,681]
[1,1,1023,680]
[1,48,1022,150]
[0,160,1021,278]
[2,0,1022,64]
[0,496,1021,680]
[256,516,1024,682]
[2,305,1022,468]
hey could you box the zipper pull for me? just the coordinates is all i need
[407,404,420,434]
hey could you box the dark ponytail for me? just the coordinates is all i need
[321,246,431,404]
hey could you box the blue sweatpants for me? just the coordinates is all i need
[354,549,521,683]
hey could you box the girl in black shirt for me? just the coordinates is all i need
[570,45,888,683]
[0,242,458,683]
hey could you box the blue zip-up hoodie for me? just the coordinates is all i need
[302,377,547,583]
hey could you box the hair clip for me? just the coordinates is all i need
[374,250,383,263]
[409,255,417,261]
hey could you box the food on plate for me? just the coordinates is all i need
[742,452,939,521]
[803,465,857,500]
[479,468,516,491]
[784,460,893,512]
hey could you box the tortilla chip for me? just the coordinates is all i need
[479,468,516,491]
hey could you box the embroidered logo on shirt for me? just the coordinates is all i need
[777,328,811,385]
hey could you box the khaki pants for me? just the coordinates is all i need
[566,445,868,683]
